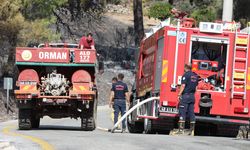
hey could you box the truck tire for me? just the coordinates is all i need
[18,109,32,130]
[127,121,144,133]
[80,100,97,131]
[93,96,97,129]
[31,117,40,128]
[81,116,95,131]
[127,94,144,133]
[144,102,156,134]
[144,118,156,134]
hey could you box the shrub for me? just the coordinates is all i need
[190,6,217,23]
[147,2,172,21]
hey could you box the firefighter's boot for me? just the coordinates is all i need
[171,121,185,135]
[188,122,195,136]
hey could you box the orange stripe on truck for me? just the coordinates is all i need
[79,86,86,91]
[247,68,250,90]
[236,37,248,45]
[22,85,30,90]
[20,85,36,91]
[161,60,168,83]
[73,85,87,91]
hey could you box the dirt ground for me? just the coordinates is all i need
[0,89,17,122]
[105,12,160,29]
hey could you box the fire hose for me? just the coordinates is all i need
[110,97,160,133]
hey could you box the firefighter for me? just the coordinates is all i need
[79,33,95,49]
[109,77,118,108]
[177,64,199,135]
[110,73,129,132]
[109,77,122,129]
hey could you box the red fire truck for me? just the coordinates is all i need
[15,43,98,130]
[127,19,250,136]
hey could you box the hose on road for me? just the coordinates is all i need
[110,97,160,133]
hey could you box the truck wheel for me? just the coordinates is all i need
[31,110,40,128]
[31,117,40,129]
[93,98,97,129]
[81,116,95,131]
[80,100,96,131]
[144,103,156,134]
[127,96,144,133]
[18,109,32,130]
[144,118,156,134]
[127,119,144,133]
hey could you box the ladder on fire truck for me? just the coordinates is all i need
[231,23,250,99]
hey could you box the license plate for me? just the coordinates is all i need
[160,106,178,114]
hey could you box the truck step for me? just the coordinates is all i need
[232,91,245,95]
[236,46,248,50]
[233,69,246,72]
[233,81,245,84]
[235,57,247,61]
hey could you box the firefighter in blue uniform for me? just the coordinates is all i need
[110,73,129,132]
[177,64,199,135]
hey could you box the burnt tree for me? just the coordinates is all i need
[133,0,144,46]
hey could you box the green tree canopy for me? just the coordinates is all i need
[190,6,217,23]
[0,0,25,46]
[18,19,60,46]
[173,0,222,24]
[21,0,67,20]
[147,2,172,21]
[0,0,61,67]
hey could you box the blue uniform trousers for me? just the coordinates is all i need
[113,99,126,129]
[179,93,195,122]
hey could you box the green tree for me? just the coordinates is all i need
[0,0,25,62]
[190,6,217,23]
[19,19,60,46]
[173,0,222,23]
[0,0,61,67]
[147,2,172,21]
[177,0,193,14]
[190,0,222,23]
[21,0,67,20]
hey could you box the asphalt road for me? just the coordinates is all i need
[0,106,249,150]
